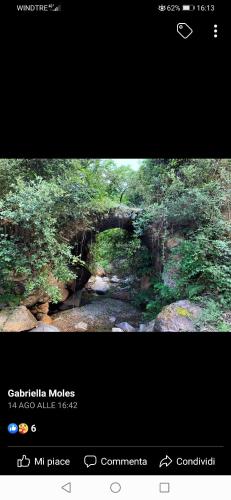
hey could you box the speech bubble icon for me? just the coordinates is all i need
[84,455,97,468]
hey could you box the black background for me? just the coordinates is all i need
[1,333,230,474]
[0,0,230,158]
[0,0,230,475]
[3,333,227,448]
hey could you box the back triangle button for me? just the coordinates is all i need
[61,482,71,493]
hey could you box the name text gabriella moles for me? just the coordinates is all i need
[8,389,76,398]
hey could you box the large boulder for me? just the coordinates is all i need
[29,322,60,332]
[115,322,136,332]
[153,300,202,332]
[0,306,37,332]
[31,302,49,315]
[30,301,50,321]
[52,297,141,332]
[59,290,83,310]
[87,276,110,295]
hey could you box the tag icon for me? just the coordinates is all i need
[177,23,193,38]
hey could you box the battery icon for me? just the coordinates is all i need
[182,5,195,10]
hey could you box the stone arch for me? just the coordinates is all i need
[67,207,141,290]
[64,206,164,295]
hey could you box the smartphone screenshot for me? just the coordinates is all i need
[0,0,230,498]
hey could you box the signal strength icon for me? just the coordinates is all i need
[49,4,62,11]
[158,5,166,11]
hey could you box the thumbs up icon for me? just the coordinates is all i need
[8,423,18,434]
[17,455,31,467]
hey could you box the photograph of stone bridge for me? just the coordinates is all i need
[0,158,230,332]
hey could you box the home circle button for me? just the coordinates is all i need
[110,482,122,493]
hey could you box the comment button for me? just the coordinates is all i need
[84,455,97,468]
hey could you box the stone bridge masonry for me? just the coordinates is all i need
[65,206,142,290]
[64,206,163,290]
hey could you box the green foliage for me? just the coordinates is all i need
[0,176,80,304]
[132,159,231,233]
[193,298,230,332]
[89,228,151,276]
[177,233,231,308]
[128,158,231,208]
[128,159,231,329]
[0,159,75,197]
[133,277,180,317]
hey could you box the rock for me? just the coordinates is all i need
[162,269,178,289]
[220,312,231,331]
[86,276,95,286]
[0,306,37,332]
[88,276,110,295]
[30,302,52,322]
[109,289,131,301]
[39,314,53,324]
[110,276,120,283]
[139,321,161,332]
[29,322,60,332]
[112,327,124,332]
[95,267,106,277]
[141,320,156,332]
[166,236,183,250]
[74,321,88,331]
[199,325,217,332]
[123,276,136,285]
[162,255,182,288]
[162,236,184,289]
[116,322,136,332]
[140,276,151,290]
[49,277,70,302]
[22,276,69,307]
[66,267,91,292]
[31,302,49,315]
[154,300,202,332]
[59,290,83,310]
[52,298,141,332]
[22,292,48,308]
[80,289,92,306]
[30,302,49,320]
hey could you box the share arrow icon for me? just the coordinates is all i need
[61,482,72,493]
[159,455,173,468]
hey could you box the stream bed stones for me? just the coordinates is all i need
[51,297,141,332]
